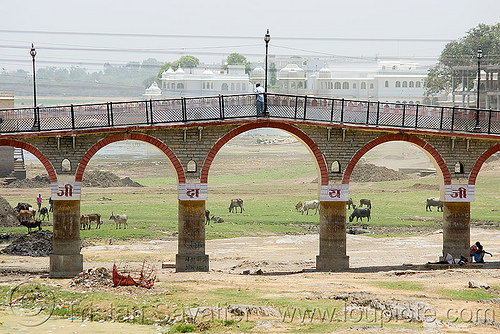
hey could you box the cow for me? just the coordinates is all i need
[21,219,42,233]
[359,199,372,209]
[295,201,303,212]
[211,216,224,224]
[14,202,33,212]
[346,198,355,210]
[80,214,90,230]
[229,199,244,213]
[205,210,211,225]
[17,210,34,223]
[87,213,102,229]
[110,212,128,229]
[349,207,371,222]
[300,200,320,215]
[426,197,443,212]
[39,207,49,221]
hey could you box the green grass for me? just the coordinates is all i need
[4,160,500,241]
[440,289,500,301]
[371,281,424,291]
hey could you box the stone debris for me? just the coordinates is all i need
[1,230,53,257]
[469,280,490,289]
[70,267,113,288]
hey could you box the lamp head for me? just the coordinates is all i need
[30,43,37,58]
[477,48,483,60]
[264,29,271,43]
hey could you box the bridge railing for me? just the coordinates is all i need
[0,93,499,135]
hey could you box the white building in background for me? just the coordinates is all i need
[149,57,433,104]
[159,64,251,97]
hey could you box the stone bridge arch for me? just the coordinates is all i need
[200,120,328,185]
[75,133,185,183]
[468,143,500,186]
[342,133,452,188]
[0,138,57,182]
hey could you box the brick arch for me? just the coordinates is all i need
[75,133,185,183]
[0,139,57,182]
[342,133,451,185]
[468,143,500,185]
[200,120,328,185]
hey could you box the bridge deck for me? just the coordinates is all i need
[0,93,498,136]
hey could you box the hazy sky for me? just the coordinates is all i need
[2,0,500,71]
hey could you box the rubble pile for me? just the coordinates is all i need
[1,230,53,257]
[5,171,143,188]
[0,195,20,227]
[70,267,113,288]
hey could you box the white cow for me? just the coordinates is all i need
[300,200,320,215]
[110,212,128,229]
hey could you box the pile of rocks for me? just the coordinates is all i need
[1,230,53,257]
[70,267,113,288]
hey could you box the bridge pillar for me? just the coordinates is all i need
[176,200,209,272]
[441,202,470,260]
[49,200,83,278]
[316,201,349,271]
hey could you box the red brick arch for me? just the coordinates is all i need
[468,143,500,185]
[342,133,451,185]
[0,139,57,182]
[200,120,328,185]
[75,133,185,183]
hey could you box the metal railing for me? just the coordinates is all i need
[0,93,499,135]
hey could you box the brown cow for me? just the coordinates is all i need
[87,213,102,229]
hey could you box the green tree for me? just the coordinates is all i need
[225,53,251,74]
[424,23,500,96]
[178,55,200,68]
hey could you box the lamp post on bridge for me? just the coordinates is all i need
[30,43,39,130]
[474,47,483,131]
[264,29,270,116]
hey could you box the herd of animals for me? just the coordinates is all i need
[14,202,128,232]
[14,195,445,233]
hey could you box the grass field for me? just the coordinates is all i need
[2,158,500,240]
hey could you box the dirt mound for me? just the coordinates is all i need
[351,161,410,182]
[1,230,53,257]
[5,171,143,188]
[82,171,143,188]
[0,195,20,227]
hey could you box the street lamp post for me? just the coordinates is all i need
[264,29,270,116]
[30,43,39,130]
[474,47,483,131]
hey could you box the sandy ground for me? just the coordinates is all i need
[1,228,500,333]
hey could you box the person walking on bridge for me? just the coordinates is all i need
[254,83,265,116]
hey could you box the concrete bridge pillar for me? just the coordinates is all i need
[316,201,349,271]
[49,200,83,278]
[442,202,470,260]
[176,200,209,272]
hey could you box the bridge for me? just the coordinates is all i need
[1,93,500,277]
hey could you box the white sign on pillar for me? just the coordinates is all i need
[51,181,81,201]
[320,184,349,201]
[444,185,475,202]
[178,183,208,201]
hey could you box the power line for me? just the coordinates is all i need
[0,29,453,43]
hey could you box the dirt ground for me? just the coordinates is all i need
[1,138,500,333]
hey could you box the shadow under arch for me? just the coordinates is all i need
[75,133,186,183]
[199,120,328,185]
[0,138,57,182]
[342,133,452,188]
[468,143,500,186]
